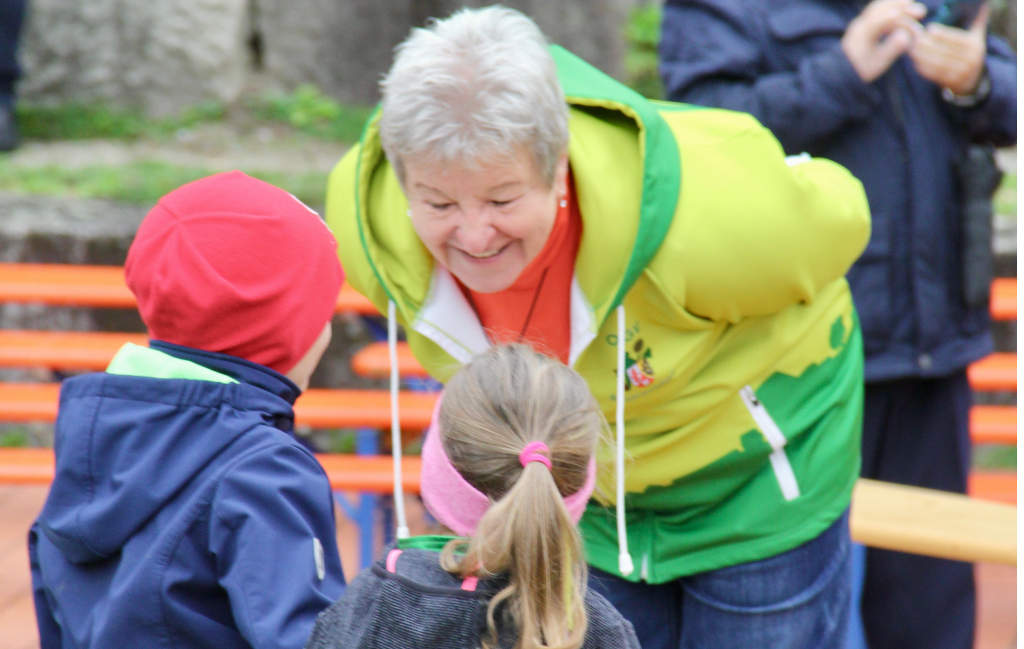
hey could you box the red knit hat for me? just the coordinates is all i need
[125,171,344,375]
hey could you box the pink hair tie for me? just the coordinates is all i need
[519,441,552,469]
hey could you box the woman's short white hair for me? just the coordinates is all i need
[379,5,569,187]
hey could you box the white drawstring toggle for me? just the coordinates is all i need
[618,552,635,577]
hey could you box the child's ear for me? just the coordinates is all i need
[286,322,333,391]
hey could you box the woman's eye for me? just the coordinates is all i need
[491,199,513,207]
[428,202,453,211]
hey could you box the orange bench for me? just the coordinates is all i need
[0,446,421,494]
[0,262,378,314]
[989,277,1016,321]
[0,382,437,430]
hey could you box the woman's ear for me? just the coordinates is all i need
[555,153,570,196]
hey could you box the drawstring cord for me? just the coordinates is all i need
[615,305,633,576]
[389,300,410,539]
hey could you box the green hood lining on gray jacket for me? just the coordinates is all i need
[352,46,691,314]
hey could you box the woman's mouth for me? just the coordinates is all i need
[456,242,511,261]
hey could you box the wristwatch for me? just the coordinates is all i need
[941,68,992,108]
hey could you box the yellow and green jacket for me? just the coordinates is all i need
[325,47,870,582]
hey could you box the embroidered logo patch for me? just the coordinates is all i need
[624,338,654,390]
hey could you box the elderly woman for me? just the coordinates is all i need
[326,6,870,649]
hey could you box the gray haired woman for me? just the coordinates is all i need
[325,6,871,648]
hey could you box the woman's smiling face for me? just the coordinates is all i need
[403,147,568,294]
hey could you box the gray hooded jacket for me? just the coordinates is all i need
[305,546,639,649]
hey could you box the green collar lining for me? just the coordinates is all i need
[396,534,462,553]
[106,343,237,384]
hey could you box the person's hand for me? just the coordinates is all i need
[908,3,989,95]
[841,0,927,83]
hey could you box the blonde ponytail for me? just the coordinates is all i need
[437,344,602,649]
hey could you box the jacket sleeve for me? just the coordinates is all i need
[28,524,62,649]
[652,111,871,321]
[658,0,882,152]
[960,35,1017,145]
[211,443,347,649]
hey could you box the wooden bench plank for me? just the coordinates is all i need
[0,263,380,315]
[968,471,1016,505]
[352,341,428,379]
[969,405,1017,445]
[990,277,1016,321]
[0,330,148,369]
[0,382,438,430]
[966,352,1017,392]
[0,447,421,493]
[850,478,1016,565]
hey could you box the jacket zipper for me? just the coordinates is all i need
[739,386,800,501]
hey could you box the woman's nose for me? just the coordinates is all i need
[454,210,496,253]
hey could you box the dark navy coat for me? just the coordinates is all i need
[29,342,346,649]
[659,0,1016,380]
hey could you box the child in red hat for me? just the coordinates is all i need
[29,171,347,649]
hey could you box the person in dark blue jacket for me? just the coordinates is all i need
[28,170,348,649]
[0,0,24,150]
[658,2,1015,649]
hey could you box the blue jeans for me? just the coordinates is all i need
[589,510,851,649]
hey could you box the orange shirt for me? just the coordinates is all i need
[461,175,582,363]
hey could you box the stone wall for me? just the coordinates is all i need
[18,0,251,116]
[18,0,645,116]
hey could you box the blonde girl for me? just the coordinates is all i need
[305,344,639,649]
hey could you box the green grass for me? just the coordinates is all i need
[994,171,1016,219]
[0,429,29,447]
[16,101,227,141]
[15,85,372,143]
[317,429,359,454]
[248,84,374,142]
[0,160,329,207]
[310,429,421,455]
[972,444,1017,471]
[624,3,664,99]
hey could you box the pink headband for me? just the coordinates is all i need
[420,394,596,537]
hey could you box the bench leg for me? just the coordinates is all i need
[355,428,379,570]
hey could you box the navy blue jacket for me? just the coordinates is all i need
[659,0,1016,380]
[29,341,346,649]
